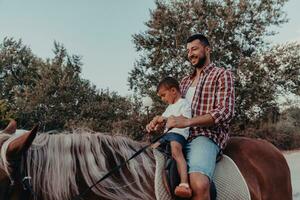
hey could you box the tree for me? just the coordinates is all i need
[0,38,148,136]
[262,43,300,97]
[67,89,133,132]
[0,37,40,108]
[0,99,13,128]
[128,0,295,129]
[14,42,99,130]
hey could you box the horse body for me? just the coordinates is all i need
[224,137,292,200]
[0,121,292,200]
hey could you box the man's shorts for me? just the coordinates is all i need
[159,132,187,147]
[184,136,220,181]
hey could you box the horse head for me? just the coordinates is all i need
[0,120,38,200]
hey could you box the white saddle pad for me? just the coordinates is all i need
[153,149,251,200]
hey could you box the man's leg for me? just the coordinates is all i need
[189,172,210,200]
[185,136,220,200]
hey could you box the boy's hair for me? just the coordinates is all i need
[157,77,180,93]
[186,33,210,47]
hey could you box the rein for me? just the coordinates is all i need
[73,130,168,200]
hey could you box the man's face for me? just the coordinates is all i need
[187,39,207,69]
[157,86,176,105]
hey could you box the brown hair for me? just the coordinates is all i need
[157,77,180,93]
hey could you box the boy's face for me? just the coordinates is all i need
[157,86,177,104]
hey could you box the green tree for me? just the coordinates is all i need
[0,38,147,135]
[14,42,98,130]
[128,0,297,129]
[0,37,40,108]
[262,43,300,97]
[250,106,300,149]
[0,99,14,128]
[68,89,132,132]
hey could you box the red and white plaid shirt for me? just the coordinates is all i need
[180,63,235,150]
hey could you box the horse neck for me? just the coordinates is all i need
[26,131,156,200]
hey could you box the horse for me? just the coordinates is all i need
[0,120,292,200]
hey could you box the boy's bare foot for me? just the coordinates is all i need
[174,183,192,198]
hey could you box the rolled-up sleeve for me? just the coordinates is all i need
[209,69,235,125]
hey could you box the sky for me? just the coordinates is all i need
[0,0,299,97]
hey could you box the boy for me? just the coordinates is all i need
[146,77,192,198]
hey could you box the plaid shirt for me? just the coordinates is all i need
[180,63,235,150]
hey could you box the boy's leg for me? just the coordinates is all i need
[171,140,192,198]
[170,141,188,184]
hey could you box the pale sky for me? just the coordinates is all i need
[0,0,299,96]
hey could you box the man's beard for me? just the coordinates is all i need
[192,55,206,69]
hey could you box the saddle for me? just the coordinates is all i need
[153,143,251,200]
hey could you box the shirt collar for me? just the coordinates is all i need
[189,62,214,79]
[202,62,214,74]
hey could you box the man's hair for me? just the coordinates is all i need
[186,33,210,47]
[157,77,180,93]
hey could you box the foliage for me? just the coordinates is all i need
[241,106,300,150]
[0,38,142,134]
[0,99,14,128]
[66,90,133,132]
[110,95,149,140]
[0,37,40,107]
[128,0,300,130]
[1,0,300,149]
[262,43,300,96]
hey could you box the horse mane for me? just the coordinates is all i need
[1,130,156,200]
[0,133,19,175]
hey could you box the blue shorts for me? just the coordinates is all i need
[159,132,187,147]
[185,136,220,181]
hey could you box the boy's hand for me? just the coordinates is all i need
[146,122,155,133]
[146,117,158,133]
[146,116,166,133]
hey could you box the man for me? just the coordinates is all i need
[166,34,235,200]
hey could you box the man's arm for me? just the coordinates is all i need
[167,69,235,129]
[166,114,214,129]
[209,69,235,125]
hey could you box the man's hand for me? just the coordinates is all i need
[166,115,190,129]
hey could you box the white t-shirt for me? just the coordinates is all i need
[162,98,191,139]
[185,86,196,105]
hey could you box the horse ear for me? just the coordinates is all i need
[6,125,39,158]
[2,120,17,134]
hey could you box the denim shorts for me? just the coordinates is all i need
[185,136,220,180]
[159,132,187,147]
